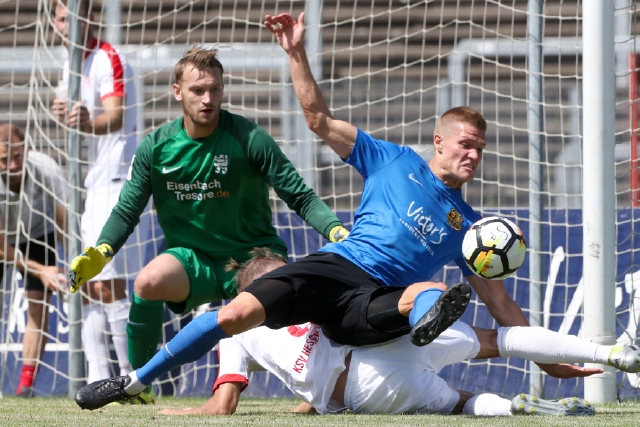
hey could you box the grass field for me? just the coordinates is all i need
[1,396,640,426]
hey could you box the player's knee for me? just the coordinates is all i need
[133,268,163,298]
[404,281,447,297]
[398,281,448,314]
[217,295,266,335]
[418,281,447,292]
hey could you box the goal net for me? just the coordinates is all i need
[0,0,639,401]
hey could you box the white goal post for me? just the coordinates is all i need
[0,0,638,404]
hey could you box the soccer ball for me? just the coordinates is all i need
[462,216,527,280]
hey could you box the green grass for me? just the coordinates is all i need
[1,396,640,426]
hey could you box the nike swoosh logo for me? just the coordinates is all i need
[162,166,182,174]
[408,173,425,187]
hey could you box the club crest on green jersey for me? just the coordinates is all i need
[214,155,228,174]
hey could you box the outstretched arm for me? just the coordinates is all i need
[465,275,529,327]
[466,274,600,378]
[245,130,344,240]
[158,382,242,416]
[96,138,153,253]
[265,12,357,160]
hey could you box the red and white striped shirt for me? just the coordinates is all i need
[62,40,137,191]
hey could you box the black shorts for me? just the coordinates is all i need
[243,251,410,346]
[0,233,57,292]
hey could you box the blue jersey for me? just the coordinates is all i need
[320,129,481,287]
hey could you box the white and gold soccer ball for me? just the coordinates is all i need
[462,216,527,280]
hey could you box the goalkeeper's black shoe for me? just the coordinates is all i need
[409,282,471,347]
[75,375,139,410]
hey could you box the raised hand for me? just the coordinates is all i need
[38,264,67,293]
[52,98,67,122]
[329,225,350,243]
[67,102,90,132]
[69,243,114,293]
[264,12,306,53]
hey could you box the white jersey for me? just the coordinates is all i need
[62,39,137,191]
[215,322,481,415]
[215,324,353,414]
[0,151,66,245]
[344,322,480,414]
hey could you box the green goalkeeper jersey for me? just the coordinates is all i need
[97,110,342,259]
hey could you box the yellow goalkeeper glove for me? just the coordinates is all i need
[329,225,350,243]
[68,243,114,293]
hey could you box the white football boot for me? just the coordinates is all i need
[511,394,595,416]
[607,345,640,373]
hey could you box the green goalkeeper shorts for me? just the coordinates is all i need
[162,247,250,314]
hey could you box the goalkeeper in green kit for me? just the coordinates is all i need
[68,46,349,403]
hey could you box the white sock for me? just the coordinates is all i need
[105,298,132,376]
[498,326,611,364]
[124,370,147,395]
[462,393,512,416]
[82,302,111,383]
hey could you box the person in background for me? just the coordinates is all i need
[66,45,349,404]
[163,252,637,418]
[51,0,147,385]
[0,123,67,397]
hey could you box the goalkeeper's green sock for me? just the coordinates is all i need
[127,294,165,369]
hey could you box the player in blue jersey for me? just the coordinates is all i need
[74,11,584,409]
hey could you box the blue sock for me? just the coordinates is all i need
[409,289,444,328]
[137,310,229,385]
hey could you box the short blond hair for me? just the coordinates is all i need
[225,247,286,292]
[435,107,487,137]
[175,46,224,84]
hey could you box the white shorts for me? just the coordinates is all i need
[81,186,154,281]
[344,321,480,414]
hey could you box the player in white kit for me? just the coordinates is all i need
[162,321,640,417]
[51,0,152,383]
[159,251,640,417]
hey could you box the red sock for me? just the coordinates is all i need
[17,365,36,394]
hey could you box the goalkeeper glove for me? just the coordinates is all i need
[329,225,350,243]
[68,243,114,293]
